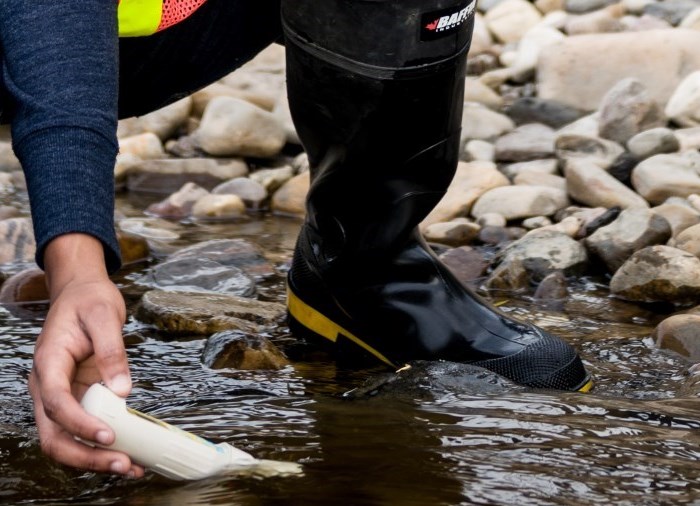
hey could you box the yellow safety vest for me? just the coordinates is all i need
[118,0,205,37]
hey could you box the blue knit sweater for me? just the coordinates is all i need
[0,1,122,272]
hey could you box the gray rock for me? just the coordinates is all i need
[513,172,567,191]
[522,216,553,229]
[249,165,295,194]
[565,159,649,209]
[146,182,210,219]
[212,177,268,209]
[137,290,286,335]
[610,245,700,304]
[584,208,672,271]
[653,314,700,361]
[555,134,625,170]
[439,246,490,284]
[505,97,586,129]
[644,0,700,25]
[476,212,507,228]
[533,271,569,300]
[126,158,249,194]
[486,230,588,289]
[631,153,700,204]
[501,159,560,179]
[472,185,570,220]
[202,331,289,370]
[461,103,516,141]
[566,0,617,13]
[665,70,700,127]
[626,128,680,160]
[650,203,700,237]
[494,123,557,162]
[673,223,700,257]
[168,239,275,279]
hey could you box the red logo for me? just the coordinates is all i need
[425,19,439,31]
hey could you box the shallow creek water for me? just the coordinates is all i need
[2,194,700,505]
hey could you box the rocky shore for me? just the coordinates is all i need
[3,1,700,366]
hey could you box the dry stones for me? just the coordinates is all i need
[651,203,700,236]
[665,71,700,127]
[117,97,192,141]
[555,134,625,170]
[197,97,287,157]
[0,218,36,264]
[631,153,700,204]
[202,331,289,370]
[626,128,680,160]
[673,223,700,257]
[484,0,543,43]
[137,290,286,335]
[423,218,480,246]
[610,245,700,303]
[118,133,165,160]
[584,208,672,271]
[422,161,509,229]
[270,172,309,217]
[597,78,666,144]
[461,103,515,141]
[565,159,649,209]
[472,185,569,220]
[494,123,556,162]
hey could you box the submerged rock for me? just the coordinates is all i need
[167,239,275,279]
[202,331,289,370]
[137,290,286,335]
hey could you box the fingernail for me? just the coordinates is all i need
[110,461,125,474]
[109,374,131,395]
[95,430,111,445]
[127,469,137,479]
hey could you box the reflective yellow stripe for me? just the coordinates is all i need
[578,378,594,393]
[118,0,163,37]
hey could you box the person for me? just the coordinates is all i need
[0,0,591,478]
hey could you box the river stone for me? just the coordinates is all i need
[494,123,556,162]
[524,215,584,238]
[654,314,700,360]
[146,182,210,219]
[631,153,700,204]
[610,245,700,304]
[0,218,36,264]
[644,0,700,25]
[533,270,569,300]
[118,218,180,241]
[513,172,567,192]
[565,159,649,209]
[566,0,617,12]
[555,134,625,170]
[621,12,674,30]
[584,208,672,271]
[565,6,624,35]
[439,246,490,284]
[536,0,565,13]
[191,194,246,220]
[249,165,295,194]
[651,203,700,237]
[665,70,700,127]
[464,78,503,109]
[672,223,700,257]
[196,97,287,157]
[472,185,569,220]
[501,159,559,179]
[137,257,256,297]
[270,172,309,217]
[598,78,666,144]
[221,69,286,112]
[486,230,588,289]
[522,216,553,230]
[556,112,601,139]
[461,103,516,141]
[421,161,510,229]
[506,97,586,129]
[118,97,192,141]
[118,231,150,265]
[126,158,248,194]
[506,25,567,83]
[272,92,300,145]
[626,128,680,160]
[463,139,495,162]
[137,290,286,335]
[168,239,275,279]
[0,267,48,303]
[537,29,700,111]
[212,177,268,209]
[202,331,289,370]
[191,82,248,117]
[477,225,512,245]
[0,141,20,172]
[118,133,164,160]
[476,212,507,228]
[423,219,480,246]
[484,0,542,43]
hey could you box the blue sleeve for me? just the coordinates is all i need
[0,0,122,273]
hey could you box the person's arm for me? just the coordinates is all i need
[0,1,142,476]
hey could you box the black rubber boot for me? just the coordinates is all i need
[282,0,592,392]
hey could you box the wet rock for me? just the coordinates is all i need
[462,139,495,162]
[486,230,588,289]
[476,212,507,228]
[118,133,164,160]
[422,161,509,229]
[644,0,700,25]
[439,246,490,284]
[461,103,515,141]
[627,128,680,160]
[117,97,192,141]
[555,134,625,170]
[137,290,286,335]
[533,270,569,300]
[270,172,309,217]
[654,314,700,361]
[472,185,569,220]
[632,153,700,204]
[202,331,289,370]
[118,218,180,241]
[501,159,559,179]
[513,172,567,192]
[192,194,246,220]
[196,97,287,157]
[673,223,700,257]
[565,159,649,209]
[423,218,480,246]
[137,257,256,297]
[118,231,150,265]
[212,177,268,209]
[249,165,295,194]
[665,70,700,127]
[537,29,700,111]
[0,218,36,264]
[506,97,586,129]
[484,0,543,43]
[168,239,275,279]
[126,158,248,194]
[598,78,666,144]
[651,203,700,237]
[610,245,700,304]
[0,267,48,303]
[494,123,556,162]
[585,208,672,271]
[146,182,210,219]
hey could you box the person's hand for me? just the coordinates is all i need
[29,233,144,477]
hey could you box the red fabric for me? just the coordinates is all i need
[157,0,208,31]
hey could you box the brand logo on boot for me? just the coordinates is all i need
[421,1,475,41]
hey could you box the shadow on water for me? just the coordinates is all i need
[2,212,700,505]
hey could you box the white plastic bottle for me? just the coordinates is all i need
[79,383,302,480]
